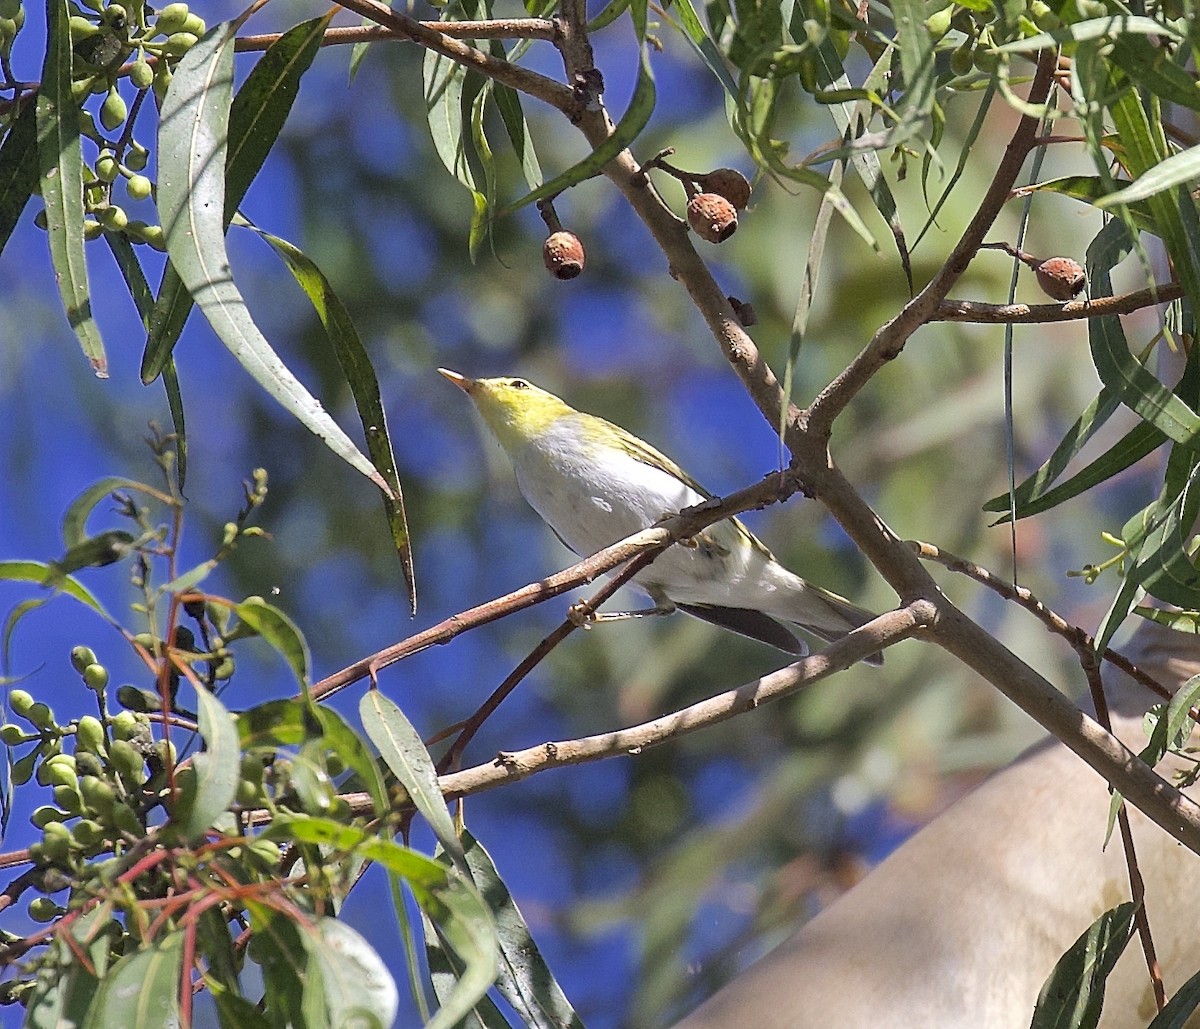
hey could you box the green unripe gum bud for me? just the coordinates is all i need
[83,220,103,241]
[28,897,61,923]
[52,784,84,815]
[75,751,103,778]
[31,805,68,828]
[111,711,141,740]
[9,690,35,717]
[111,802,143,836]
[70,646,97,674]
[125,141,148,170]
[179,11,202,34]
[130,57,153,88]
[152,60,171,101]
[248,838,282,866]
[95,154,118,183]
[69,14,98,39]
[950,40,974,76]
[80,775,116,813]
[27,703,55,730]
[110,739,146,786]
[75,716,106,753]
[72,819,105,847]
[213,656,235,681]
[38,757,77,789]
[924,5,953,39]
[97,205,127,232]
[160,31,197,55]
[153,1,188,33]
[82,663,109,690]
[0,724,29,745]
[100,89,127,132]
[140,224,166,250]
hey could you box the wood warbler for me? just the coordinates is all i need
[440,370,881,664]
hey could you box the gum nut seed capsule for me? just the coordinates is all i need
[696,168,751,210]
[687,192,739,243]
[1034,257,1086,301]
[542,230,585,280]
[98,205,127,232]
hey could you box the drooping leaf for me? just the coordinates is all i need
[360,689,465,871]
[462,830,585,1029]
[228,596,311,688]
[143,14,331,382]
[0,99,39,257]
[1147,963,1200,1028]
[308,918,400,1028]
[174,678,240,839]
[244,223,415,612]
[157,22,392,496]
[86,932,184,1027]
[1029,902,1136,1029]
[36,0,107,376]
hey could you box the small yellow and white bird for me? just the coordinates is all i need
[440,369,881,664]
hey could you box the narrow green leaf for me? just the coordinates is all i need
[24,910,109,1028]
[997,13,1183,52]
[230,596,311,688]
[425,918,511,1029]
[87,932,183,1027]
[500,14,656,216]
[668,0,739,99]
[986,420,1164,522]
[143,15,330,382]
[176,680,240,839]
[1110,35,1200,114]
[1030,902,1136,1029]
[245,223,415,612]
[360,689,465,870]
[1018,175,1159,235]
[1147,963,1200,1028]
[309,918,399,1028]
[462,830,585,1029]
[213,991,274,1029]
[55,530,134,574]
[1087,221,1200,453]
[157,23,392,496]
[493,84,543,191]
[238,699,388,817]
[0,99,39,256]
[60,476,151,549]
[1099,142,1200,208]
[36,0,107,377]
[1135,606,1200,634]
[0,560,108,614]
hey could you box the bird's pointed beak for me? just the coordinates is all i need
[438,368,475,394]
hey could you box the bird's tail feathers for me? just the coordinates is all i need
[770,575,884,666]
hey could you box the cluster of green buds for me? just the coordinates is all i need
[2,647,162,901]
[37,1,208,248]
[0,0,25,58]
[924,0,1064,77]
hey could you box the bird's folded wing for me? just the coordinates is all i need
[676,603,805,655]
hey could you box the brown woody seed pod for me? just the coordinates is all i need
[542,230,585,280]
[695,168,752,210]
[1033,256,1086,301]
[687,193,738,244]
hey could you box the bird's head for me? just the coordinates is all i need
[438,369,575,450]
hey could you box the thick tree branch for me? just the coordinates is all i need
[935,283,1184,324]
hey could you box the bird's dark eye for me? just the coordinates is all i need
[509,379,529,390]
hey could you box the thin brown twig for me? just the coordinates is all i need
[338,604,933,815]
[935,282,1184,324]
[234,18,558,50]
[308,470,801,702]
[805,51,1059,434]
[1077,649,1166,1012]
[910,541,1176,705]
[331,0,575,115]
[435,550,661,775]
